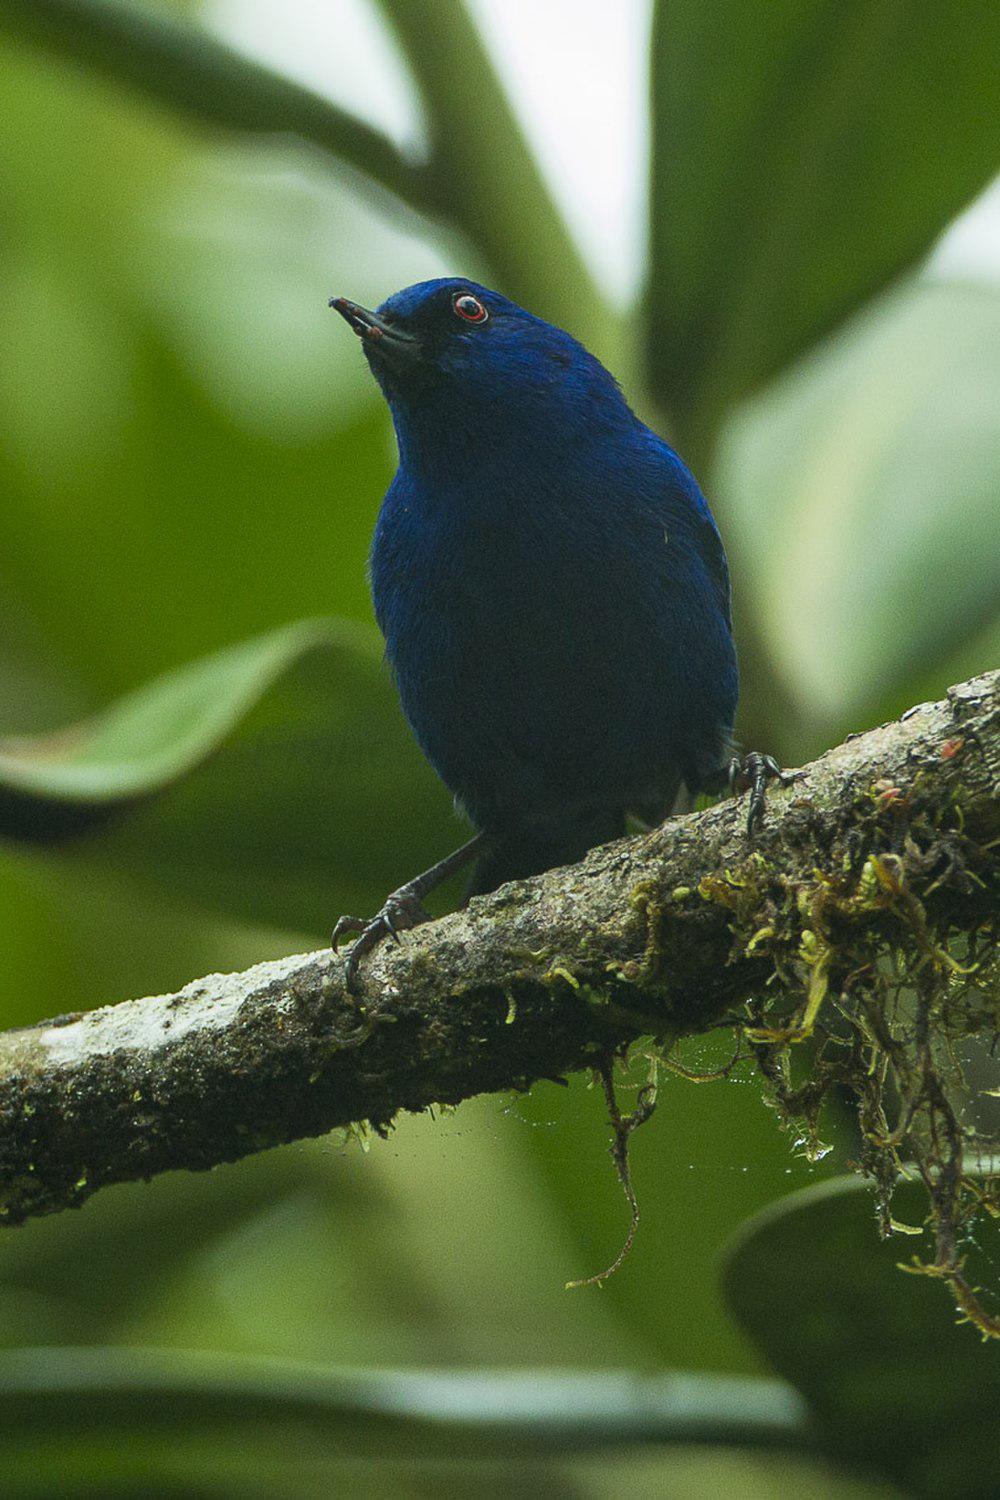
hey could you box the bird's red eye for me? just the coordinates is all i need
[453,293,488,324]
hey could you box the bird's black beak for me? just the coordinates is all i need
[329,297,420,370]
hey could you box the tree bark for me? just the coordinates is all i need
[0,671,996,1227]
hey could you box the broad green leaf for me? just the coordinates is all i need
[721,1174,1000,1498]
[0,620,343,805]
[0,619,457,934]
[0,1346,812,1461]
[717,280,1000,749]
[648,0,1000,434]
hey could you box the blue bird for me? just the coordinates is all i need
[331,279,783,986]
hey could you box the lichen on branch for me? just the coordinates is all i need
[0,672,996,1329]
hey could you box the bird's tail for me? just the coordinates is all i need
[469,807,627,896]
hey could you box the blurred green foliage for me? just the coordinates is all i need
[723,1175,1000,1499]
[0,0,997,1493]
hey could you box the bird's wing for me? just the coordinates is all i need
[694,508,733,630]
[639,440,734,631]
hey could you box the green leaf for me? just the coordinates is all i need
[0,0,425,211]
[0,1347,813,1462]
[375,0,611,361]
[0,620,336,805]
[0,619,457,934]
[721,1174,1000,1498]
[0,0,614,364]
[648,0,1000,433]
[716,280,1000,748]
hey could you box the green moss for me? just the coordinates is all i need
[618,770,1000,1334]
[544,965,580,990]
[757,801,996,1330]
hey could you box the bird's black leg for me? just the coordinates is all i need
[332,832,486,991]
[727,752,799,834]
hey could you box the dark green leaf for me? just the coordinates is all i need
[648,0,1000,432]
[721,1174,1000,1497]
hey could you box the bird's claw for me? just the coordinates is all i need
[728,751,799,834]
[331,890,431,992]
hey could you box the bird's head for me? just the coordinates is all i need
[330,278,630,462]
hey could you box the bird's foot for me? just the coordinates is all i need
[728,752,800,834]
[332,888,431,992]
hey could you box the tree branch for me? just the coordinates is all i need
[0,671,996,1228]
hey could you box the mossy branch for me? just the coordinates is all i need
[0,671,996,1238]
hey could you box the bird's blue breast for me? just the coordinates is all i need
[369,424,738,830]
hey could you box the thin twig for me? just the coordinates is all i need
[565,1057,658,1289]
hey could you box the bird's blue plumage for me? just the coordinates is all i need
[343,278,738,890]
